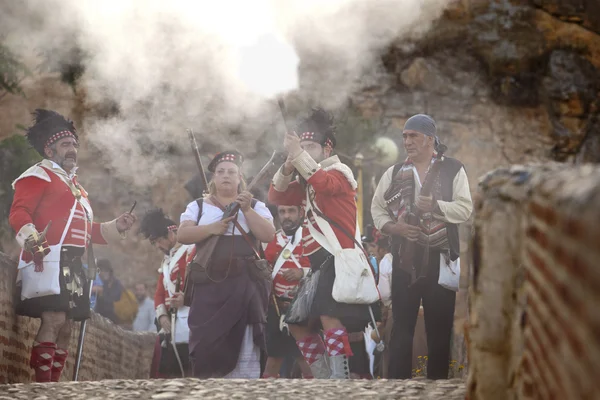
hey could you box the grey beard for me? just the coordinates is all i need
[56,156,76,172]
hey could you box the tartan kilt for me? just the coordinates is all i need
[16,246,91,322]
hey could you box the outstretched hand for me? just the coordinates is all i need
[116,212,137,233]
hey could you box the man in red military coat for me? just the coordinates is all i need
[139,208,195,377]
[268,108,378,379]
[262,204,312,379]
[8,109,136,382]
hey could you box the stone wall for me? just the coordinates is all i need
[467,164,600,399]
[0,252,156,384]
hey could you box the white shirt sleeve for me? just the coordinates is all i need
[180,200,200,223]
[377,254,393,308]
[434,167,473,224]
[371,166,396,231]
[145,299,156,332]
[253,200,274,221]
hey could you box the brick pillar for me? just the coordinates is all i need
[468,164,600,400]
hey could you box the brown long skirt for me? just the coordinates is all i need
[188,260,269,378]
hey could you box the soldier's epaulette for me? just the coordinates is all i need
[11,163,51,189]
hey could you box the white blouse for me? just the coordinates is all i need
[180,199,273,236]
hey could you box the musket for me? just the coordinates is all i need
[183,126,280,308]
[277,96,291,133]
[221,97,291,218]
[399,144,447,286]
[170,274,185,377]
[187,129,209,196]
[183,129,217,307]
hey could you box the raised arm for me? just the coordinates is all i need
[291,151,357,196]
[268,165,305,206]
[91,220,128,245]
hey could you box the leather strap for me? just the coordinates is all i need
[210,196,261,260]
[307,194,379,279]
[308,194,369,258]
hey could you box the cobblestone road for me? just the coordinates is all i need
[0,378,466,399]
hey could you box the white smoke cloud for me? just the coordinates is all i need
[1,0,451,184]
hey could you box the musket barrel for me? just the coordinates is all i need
[277,97,290,133]
[187,129,209,194]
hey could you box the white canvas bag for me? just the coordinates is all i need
[18,199,78,299]
[438,254,460,292]
[305,194,379,305]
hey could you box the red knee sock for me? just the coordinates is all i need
[296,334,326,365]
[323,327,353,357]
[51,348,68,382]
[30,342,56,382]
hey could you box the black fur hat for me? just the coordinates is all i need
[295,107,336,148]
[139,208,177,241]
[26,109,78,156]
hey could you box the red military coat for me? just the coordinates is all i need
[9,160,121,264]
[264,228,311,299]
[268,154,359,253]
[154,243,195,319]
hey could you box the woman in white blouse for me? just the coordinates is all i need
[177,150,275,379]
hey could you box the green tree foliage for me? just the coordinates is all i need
[333,104,384,163]
[0,134,41,251]
[0,42,30,99]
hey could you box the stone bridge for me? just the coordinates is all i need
[0,378,466,399]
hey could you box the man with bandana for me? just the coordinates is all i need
[370,114,473,379]
[269,107,375,379]
[139,208,195,377]
[8,109,136,382]
[262,204,313,379]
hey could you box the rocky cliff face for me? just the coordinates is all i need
[348,0,600,175]
[0,0,598,292]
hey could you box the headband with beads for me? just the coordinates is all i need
[299,132,333,149]
[44,130,77,148]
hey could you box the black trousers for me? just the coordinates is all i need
[388,250,456,379]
